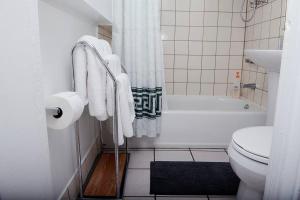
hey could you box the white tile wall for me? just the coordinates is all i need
[162,0,176,10]
[161,0,287,99]
[161,11,176,25]
[190,0,205,11]
[161,0,247,96]
[98,25,112,44]
[241,0,287,107]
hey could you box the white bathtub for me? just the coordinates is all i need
[128,95,266,148]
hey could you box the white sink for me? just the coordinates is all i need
[245,50,282,73]
[245,49,283,125]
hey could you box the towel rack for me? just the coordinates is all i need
[71,41,128,199]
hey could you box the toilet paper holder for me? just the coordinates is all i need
[46,106,63,119]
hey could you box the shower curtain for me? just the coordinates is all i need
[112,0,165,137]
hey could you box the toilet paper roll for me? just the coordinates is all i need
[46,92,84,130]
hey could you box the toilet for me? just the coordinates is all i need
[227,51,281,199]
[228,126,273,200]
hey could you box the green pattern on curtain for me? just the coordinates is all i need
[132,87,162,119]
[113,0,165,137]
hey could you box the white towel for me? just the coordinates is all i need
[116,73,135,145]
[104,55,135,145]
[73,41,88,105]
[74,35,135,145]
[74,35,112,121]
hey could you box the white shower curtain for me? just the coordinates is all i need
[264,0,300,199]
[112,0,165,137]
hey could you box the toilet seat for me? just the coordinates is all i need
[231,126,273,164]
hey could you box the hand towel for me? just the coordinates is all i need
[104,55,135,145]
[76,35,112,121]
[117,73,135,141]
[73,41,88,105]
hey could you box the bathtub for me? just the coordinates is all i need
[128,95,266,148]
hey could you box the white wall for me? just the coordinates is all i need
[38,0,100,198]
[0,0,54,199]
[85,0,112,23]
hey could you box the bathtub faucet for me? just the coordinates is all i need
[241,83,256,89]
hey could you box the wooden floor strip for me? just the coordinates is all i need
[84,153,127,197]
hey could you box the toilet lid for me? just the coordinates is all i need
[232,126,273,164]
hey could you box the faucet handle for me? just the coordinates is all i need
[241,83,256,89]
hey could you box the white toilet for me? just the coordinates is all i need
[228,50,282,199]
[228,126,272,200]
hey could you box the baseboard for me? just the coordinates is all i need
[57,135,100,200]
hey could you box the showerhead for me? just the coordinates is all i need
[240,0,268,22]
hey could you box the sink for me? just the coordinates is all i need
[245,50,282,73]
[245,49,283,125]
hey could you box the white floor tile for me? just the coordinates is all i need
[123,197,154,200]
[124,169,153,196]
[190,148,225,152]
[191,150,229,162]
[156,197,208,200]
[128,150,154,169]
[209,195,236,200]
[155,148,190,151]
[155,150,193,161]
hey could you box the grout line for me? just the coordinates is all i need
[240,0,249,98]
[167,68,244,71]
[124,195,155,197]
[172,0,177,95]
[199,0,206,95]
[67,188,71,200]
[164,53,245,57]
[190,148,226,151]
[161,10,246,14]
[244,15,283,28]
[162,24,247,28]
[189,148,195,161]
[128,167,151,170]
[185,0,191,95]
[277,0,283,46]
[128,147,226,150]
[226,0,235,96]
[163,39,245,42]
[154,147,193,149]
[213,0,221,95]
[127,148,156,151]
[224,148,228,155]
[244,35,285,42]
[154,149,191,151]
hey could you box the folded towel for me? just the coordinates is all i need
[114,73,135,145]
[73,41,88,105]
[75,35,112,121]
[117,73,135,136]
[104,55,135,145]
[74,35,135,145]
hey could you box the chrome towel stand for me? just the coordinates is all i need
[71,40,128,199]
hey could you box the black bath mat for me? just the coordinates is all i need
[150,161,240,195]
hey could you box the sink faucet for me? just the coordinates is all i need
[241,83,256,89]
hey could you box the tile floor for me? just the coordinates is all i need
[123,148,236,200]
